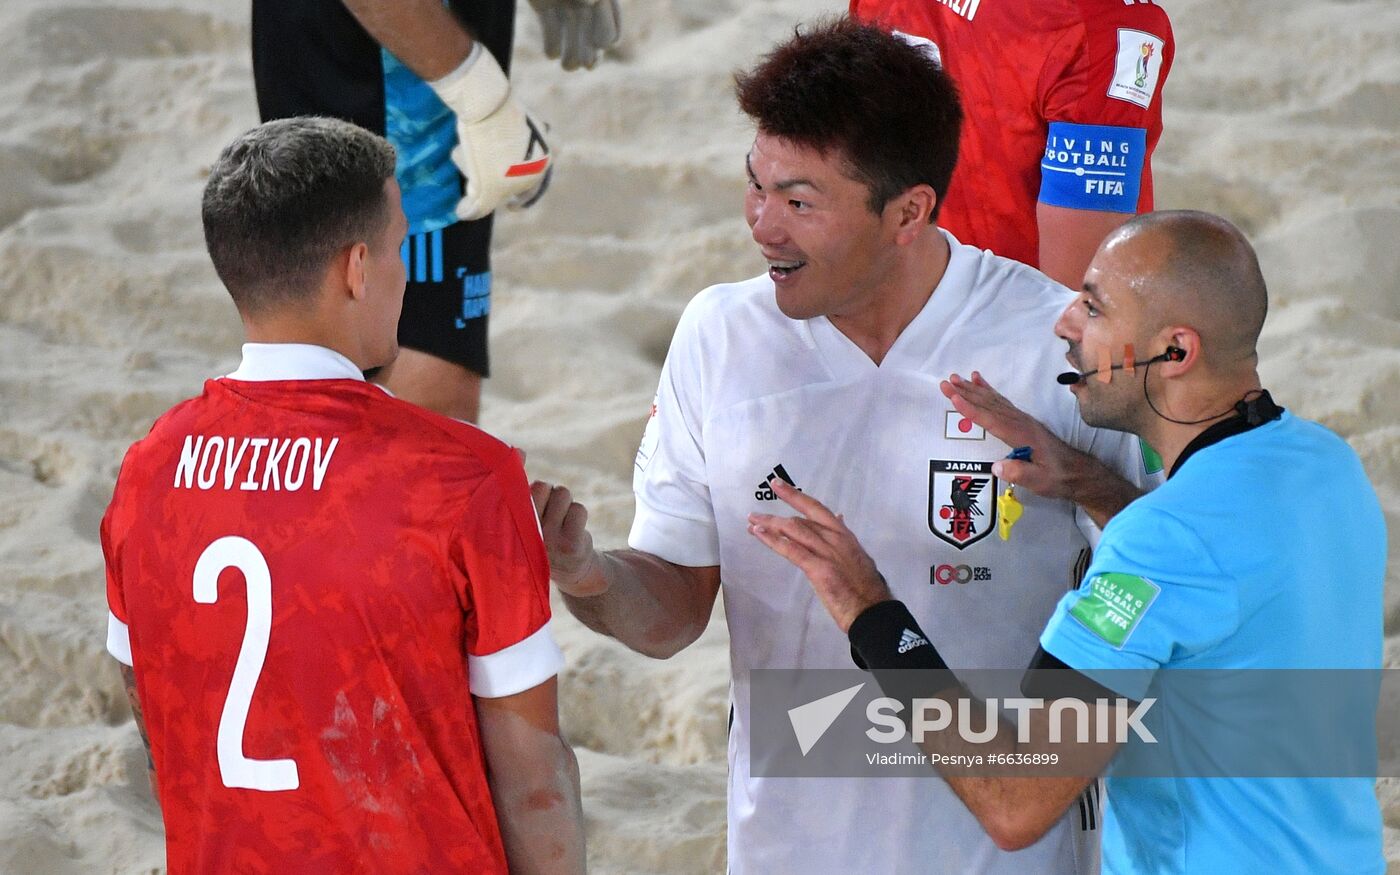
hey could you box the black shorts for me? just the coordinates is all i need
[396,220,492,377]
[251,0,514,377]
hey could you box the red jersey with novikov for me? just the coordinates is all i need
[101,345,558,874]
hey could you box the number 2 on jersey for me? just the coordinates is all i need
[193,536,300,792]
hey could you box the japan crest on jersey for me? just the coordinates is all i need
[928,460,997,549]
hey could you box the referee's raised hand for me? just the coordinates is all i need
[940,371,1141,526]
[940,371,1070,490]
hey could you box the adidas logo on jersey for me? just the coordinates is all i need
[755,464,800,501]
[897,628,929,654]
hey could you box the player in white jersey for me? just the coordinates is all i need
[533,20,1152,873]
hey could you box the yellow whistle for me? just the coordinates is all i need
[998,485,1023,541]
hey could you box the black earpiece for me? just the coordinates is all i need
[1165,346,1186,362]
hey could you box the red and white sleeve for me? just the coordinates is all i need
[453,456,563,699]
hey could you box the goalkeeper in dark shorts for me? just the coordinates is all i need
[253,0,619,422]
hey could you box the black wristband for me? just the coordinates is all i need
[848,600,961,720]
[847,600,949,672]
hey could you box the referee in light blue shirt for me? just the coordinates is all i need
[1035,405,1385,874]
[750,209,1386,874]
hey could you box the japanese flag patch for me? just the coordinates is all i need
[944,410,984,440]
[1108,29,1165,109]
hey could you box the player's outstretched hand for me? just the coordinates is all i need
[430,47,553,221]
[528,0,621,71]
[748,479,892,634]
[530,481,608,598]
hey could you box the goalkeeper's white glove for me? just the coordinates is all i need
[527,0,622,72]
[429,44,553,221]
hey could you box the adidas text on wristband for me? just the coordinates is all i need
[848,600,950,673]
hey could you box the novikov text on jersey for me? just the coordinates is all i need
[172,434,340,492]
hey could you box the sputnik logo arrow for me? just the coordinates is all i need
[787,683,865,756]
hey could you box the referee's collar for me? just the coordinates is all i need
[225,343,365,382]
[1168,389,1284,478]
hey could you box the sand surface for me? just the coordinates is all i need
[0,0,1396,871]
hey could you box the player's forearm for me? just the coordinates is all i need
[340,0,474,81]
[864,680,1094,850]
[490,736,585,875]
[119,663,160,808]
[562,550,714,659]
[1066,453,1141,528]
[901,690,1089,851]
[944,772,1085,852]
[848,604,1102,851]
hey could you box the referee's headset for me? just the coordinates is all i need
[1058,345,1280,428]
[1055,345,1184,385]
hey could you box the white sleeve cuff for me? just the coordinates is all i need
[468,620,564,698]
[627,497,721,567]
[107,612,133,666]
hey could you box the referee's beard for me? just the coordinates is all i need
[1068,344,1146,436]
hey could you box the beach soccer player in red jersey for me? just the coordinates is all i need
[99,117,583,875]
[850,0,1174,287]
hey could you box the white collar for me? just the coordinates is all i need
[224,343,365,382]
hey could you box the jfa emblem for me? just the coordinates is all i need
[928,460,998,549]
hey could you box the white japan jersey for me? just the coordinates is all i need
[630,233,1151,874]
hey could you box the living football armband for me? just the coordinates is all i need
[1039,121,1147,213]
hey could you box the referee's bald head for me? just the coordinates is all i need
[1102,210,1268,368]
